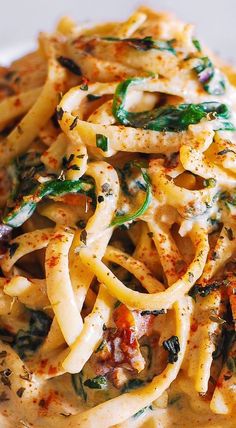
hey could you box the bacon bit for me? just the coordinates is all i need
[96,304,155,373]
[98,327,145,372]
[55,193,91,207]
[113,304,136,329]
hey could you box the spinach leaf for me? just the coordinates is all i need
[112,77,234,131]
[84,375,107,389]
[96,134,108,152]
[57,56,82,76]
[192,39,202,52]
[102,36,176,54]
[226,356,236,373]
[194,57,226,95]
[122,378,145,393]
[111,161,151,226]
[13,310,52,359]
[163,335,180,363]
[72,372,87,401]
[3,178,94,228]
[188,280,226,299]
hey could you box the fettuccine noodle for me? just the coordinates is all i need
[0,6,236,428]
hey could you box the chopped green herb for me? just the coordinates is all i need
[203,178,216,188]
[101,183,113,196]
[67,165,80,171]
[0,368,12,388]
[77,219,86,229]
[97,195,104,203]
[95,340,107,353]
[56,107,64,121]
[209,314,226,324]
[80,229,87,245]
[141,309,165,316]
[217,148,236,156]
[188,272,194,282]
[114,300,122,309]
[84,375,107,389]
[62,154,74,169]
[96,134,108,152]
[225,227,234,241]
[69,116,78,130]
[80,83,88,91]
[133,405,152,419]
[16,387,25,398]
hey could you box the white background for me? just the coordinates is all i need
[0,0,235,64]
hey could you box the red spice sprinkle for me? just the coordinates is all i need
[47,255,60,268]
[48,365,57,375]
[14,98,21,107]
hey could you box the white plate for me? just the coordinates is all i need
[0,0,235,65]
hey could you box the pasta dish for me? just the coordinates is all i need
[0,6,236,428]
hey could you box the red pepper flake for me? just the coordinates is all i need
[48,366,57,375]
[14,98,21,107]
[47,255,59,268]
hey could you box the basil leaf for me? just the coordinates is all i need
[102,36,176,54]
[194,56,226,95]
[96,134,108,152]
[112,77,234,131]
